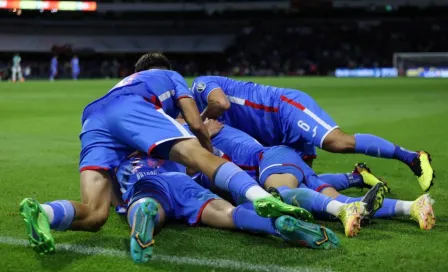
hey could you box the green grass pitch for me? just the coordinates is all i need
[0,77,447,272]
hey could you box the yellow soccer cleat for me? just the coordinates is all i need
[409,151,435,192]
[337,202,367,237]
[353,163,390,192]
[410,194,435,230]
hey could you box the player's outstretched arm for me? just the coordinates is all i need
[201,88,230,121]
[178,97,213,152]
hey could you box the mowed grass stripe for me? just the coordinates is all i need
[0,236,330,272]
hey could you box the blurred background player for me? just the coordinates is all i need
[71,55,80,80]
[50,55,58,81]
[11,53,24,83]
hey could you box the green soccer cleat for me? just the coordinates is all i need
[254,196,315,223]
[410,194,435,230]
[275,215,339,249]
[130,198,159,264]
[19,198,55,255]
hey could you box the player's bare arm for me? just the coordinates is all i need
[201,88,230,121]
[178,97,213,152]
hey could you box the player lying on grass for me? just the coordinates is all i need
[114,155,340,263]
[198,120,435,231]
[191,76,435,192]
[18,53,303,256]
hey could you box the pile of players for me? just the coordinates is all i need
[20,53,436,263]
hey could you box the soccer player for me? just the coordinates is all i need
[191,76,435,192]
[115,155,339,263]
[19,53,302,255]
[71,55,80,80]
[50,55,58,81]
[11,53,24,82]
[201,120,435,231]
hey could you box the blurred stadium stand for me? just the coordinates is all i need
[0,0,447,79]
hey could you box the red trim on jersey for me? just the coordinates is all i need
[315,184,332,193]
[280,95,305,111]
[144,96,162,109]
[148,144,157,155]
[80,166,110,172]
[177,95,193,100]
[244,100,279,112]
[193,198,217,225]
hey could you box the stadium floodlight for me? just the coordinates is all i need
[393,52,448,70]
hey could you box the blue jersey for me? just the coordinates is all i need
[82,70,192,124]
[115,155,186,202]
[192,76,298,146]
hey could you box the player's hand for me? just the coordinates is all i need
[204,119,224,138]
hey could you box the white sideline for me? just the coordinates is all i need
[0,236,330,272]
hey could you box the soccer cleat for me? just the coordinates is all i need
[353,163,390,192]
[254,196,315,223]
[360,182,387,218]
[19,198,55,255]
[410,194,435,230]
[275,215,339,249]
[130,198,159,263]
[409,151,435,192]
[337,202,366,237]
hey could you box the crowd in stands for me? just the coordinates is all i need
[1,8,447,79]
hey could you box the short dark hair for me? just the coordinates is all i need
[135,52,172,72]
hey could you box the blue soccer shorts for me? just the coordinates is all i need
[258,145,331,192]
[279,91,339,149]
[79,95,195,172]
[128,172,221,225]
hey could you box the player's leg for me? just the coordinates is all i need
[281,91,434,192]
[172,174,338,249]
[322,129,434,191]
[125,178,168,264]
[11,66,17,82]
[105,95,303,219]
[17,66,23,82]
[20,169,112,255]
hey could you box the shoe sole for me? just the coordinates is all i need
[130,199,159,263]
[276,216,336,249]
[361,183,386,217]
[254,198,315,223]
[19,198,55,255]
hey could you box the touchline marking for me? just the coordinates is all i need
[0,236,331,272]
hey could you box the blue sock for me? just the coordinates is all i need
[318,173,363,190]
[213,162,259,199]
[393,146,418,165]
[334,195,362,204]
[127,200,160,228]
[45,200,75,231]
[354,134,396,158]
[372,199,397,218]
[277,187,335,220]
[232,202,278,236]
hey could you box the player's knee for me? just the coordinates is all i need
[169,138,212,168]
[322,129,355,153]
[264,174,299,190]
[84,211,109,232]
